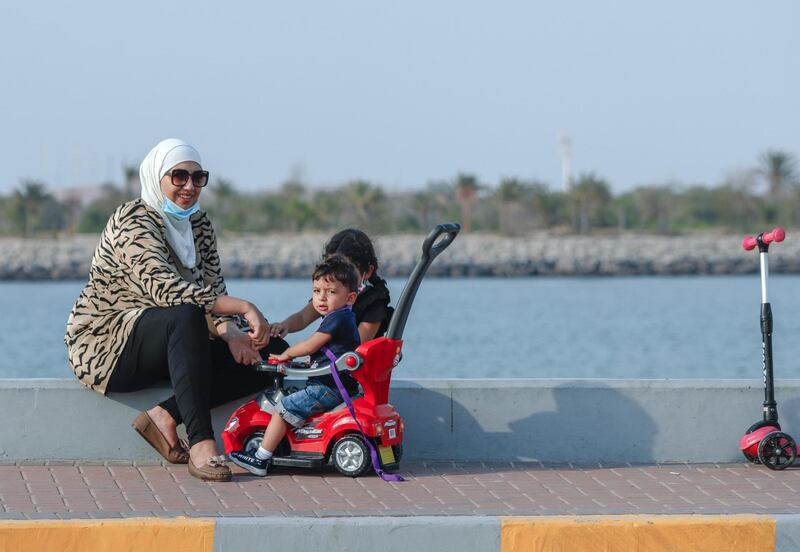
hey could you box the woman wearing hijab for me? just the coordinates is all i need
[65,138,285,481]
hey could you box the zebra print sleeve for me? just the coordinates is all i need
[112,203,218,312]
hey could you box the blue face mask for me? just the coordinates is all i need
[162,198,200,220]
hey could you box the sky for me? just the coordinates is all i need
[1,1,798,195]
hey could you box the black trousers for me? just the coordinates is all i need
[108,304,288,446]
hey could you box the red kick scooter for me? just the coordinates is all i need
[738,227,796,470]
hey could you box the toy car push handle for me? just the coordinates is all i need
[423,222,460,260]
[386,223,460,341]
[742,228,785,251]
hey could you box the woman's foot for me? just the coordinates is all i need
[131,410,189,464]
[188,439,232,482]
[146,406,180,449]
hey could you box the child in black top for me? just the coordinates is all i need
[229,254,361,476]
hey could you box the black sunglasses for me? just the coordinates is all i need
[166,169,209,188]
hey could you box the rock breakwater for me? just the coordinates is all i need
[2,232,799,280]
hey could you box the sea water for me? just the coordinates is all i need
[3,276,800,380]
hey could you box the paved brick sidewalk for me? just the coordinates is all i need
[1,461,800,520]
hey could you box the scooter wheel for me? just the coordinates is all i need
[747,420,781,434]
[331,435,372,477]
[757,431,797,471]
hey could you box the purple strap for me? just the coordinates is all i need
[322,347,404,482]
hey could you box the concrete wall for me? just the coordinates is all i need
[2,378,800,464]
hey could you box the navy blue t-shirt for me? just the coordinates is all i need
[309,307,361,395]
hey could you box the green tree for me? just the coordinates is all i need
[410,189,442,230]
[568,173,612,234]
[13,180,52,237]
[206,178,240,233]
[276,181,316,232]
[122,165,139,200]
[311,188,345,230]
[630,185,675,234]
[76,183,127,233]
[495,178,530,235]
[341,180,388,232]
[759,149,798,197]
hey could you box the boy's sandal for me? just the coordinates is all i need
[132,411,190,464]
[188,455,232,482]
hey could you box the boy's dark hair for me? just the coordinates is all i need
[324,229,379,280]
[312,253,359,292]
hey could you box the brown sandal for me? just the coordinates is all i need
[188,455,232,482]
[132,411,190,464]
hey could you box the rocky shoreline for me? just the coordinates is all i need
[1,232,799,280]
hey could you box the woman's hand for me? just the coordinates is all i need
[269,321,289,338]
[242,303,270,349]
[224,328,262,365]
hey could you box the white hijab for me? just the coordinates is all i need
[139,138,203,268]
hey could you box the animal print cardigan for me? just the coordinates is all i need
[65,199,234,394]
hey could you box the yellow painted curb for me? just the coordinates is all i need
[502,515,775,552]
[0,517,214,552]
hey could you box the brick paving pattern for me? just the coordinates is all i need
[1,461,799,519]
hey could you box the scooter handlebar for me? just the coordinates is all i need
[742,228,785,251]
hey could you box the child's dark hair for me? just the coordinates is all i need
[311,254,359,292]
[324,229,382,286]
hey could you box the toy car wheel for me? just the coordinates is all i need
[757,431,797,470]
[332,435,371,477]
[243,432,265,454]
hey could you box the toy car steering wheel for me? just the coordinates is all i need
[253,358,310,373]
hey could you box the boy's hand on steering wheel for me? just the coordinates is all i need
[269,321,288,338]
[269,352,291,362]
[243,304,270,348]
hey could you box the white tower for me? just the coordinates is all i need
[558,131,572,192]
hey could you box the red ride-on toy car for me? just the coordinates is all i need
[221,223,460,476]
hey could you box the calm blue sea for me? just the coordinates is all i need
[3,276,800,380]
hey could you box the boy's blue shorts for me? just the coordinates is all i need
[278,383,344,428]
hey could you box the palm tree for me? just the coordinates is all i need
[496,178,529,235]
[454,173,479,233]
[61,190,82,236]
[122,165,139,200]
[342,180,387,231]
[631,185,674,234]
[568,173,611,234]
[278,180,315,232]
[759,149,798,197]
[210,178,239,232]
[411,189,439,230]
[14,180,50,237]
